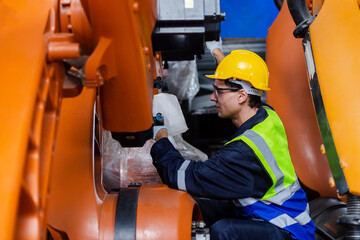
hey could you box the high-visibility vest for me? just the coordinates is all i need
[226,107,315,240]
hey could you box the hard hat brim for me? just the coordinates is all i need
[205,74,228,80]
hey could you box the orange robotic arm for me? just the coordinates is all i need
[0,0,223,239]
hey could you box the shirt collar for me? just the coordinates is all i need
[230,105,269,139]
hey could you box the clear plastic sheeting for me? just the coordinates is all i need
[169,135,207,162]
[102,130,161,190]
[102,131,208,191]
[163,60,199,101]
[102,130,121,191]
[119,140,162,188]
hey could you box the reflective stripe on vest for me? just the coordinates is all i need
[243,130,285,198]
[237,179,300,207]
[269,204,312,228]
[226,107,296,200]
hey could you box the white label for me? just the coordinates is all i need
[185,0,194,8]
[196,235,205,240]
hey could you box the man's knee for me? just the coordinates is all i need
[210,219,234,240]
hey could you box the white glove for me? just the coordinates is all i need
[206,38,222,56]
[153,125,167,140]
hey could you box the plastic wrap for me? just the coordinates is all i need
[118,140,162,188]
[102,130,121,191]
[163,60,199,100]
[103,132,208,190]
[169,135,208,162]
[103,130,162,189]
[153,93,188,136]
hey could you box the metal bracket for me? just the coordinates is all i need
[84,37,117,88]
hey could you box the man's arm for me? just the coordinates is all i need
[212,48,225,63]
[154,128,168,141]
[206,38,225,63]
[150,137,272,199]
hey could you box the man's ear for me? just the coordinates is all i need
[238,89,248,104]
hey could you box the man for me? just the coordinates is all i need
[151,50,315,239]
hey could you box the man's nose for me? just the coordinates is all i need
[210,91,217,101]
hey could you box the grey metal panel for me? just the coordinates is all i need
[157,0,204,21]
[185,0,204,20]
[204,0,221,16]
[157,26,205,34]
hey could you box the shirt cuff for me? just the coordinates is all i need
[150,138,176,163]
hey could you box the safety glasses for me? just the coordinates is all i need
[213,85,240,98]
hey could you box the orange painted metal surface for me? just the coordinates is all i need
[82,0,157,133]
[311,0,324,15]
[304,0,323,15]
[47,34,80,61]
[309,0,360,194]
[137,184,201,240]
[47,88,103,239]
[0,0,78,239]
[59,0,94,54]
[266,0,336,197]
[99,194,118,240]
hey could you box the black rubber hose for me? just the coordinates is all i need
[273,0,283,10]
[287,0,314,38]
[287,0,311,26]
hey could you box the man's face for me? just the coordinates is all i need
[210,79,241,119]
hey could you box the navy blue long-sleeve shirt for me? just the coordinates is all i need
[150,106,272,200]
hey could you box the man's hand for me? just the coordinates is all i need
[205,38,225,63]
[155,128,168,141]
[153,125,168,141]
[206,38,222,55]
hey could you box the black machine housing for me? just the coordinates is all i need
[152,0,225,61]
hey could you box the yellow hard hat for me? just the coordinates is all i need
[206,50,270,91]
